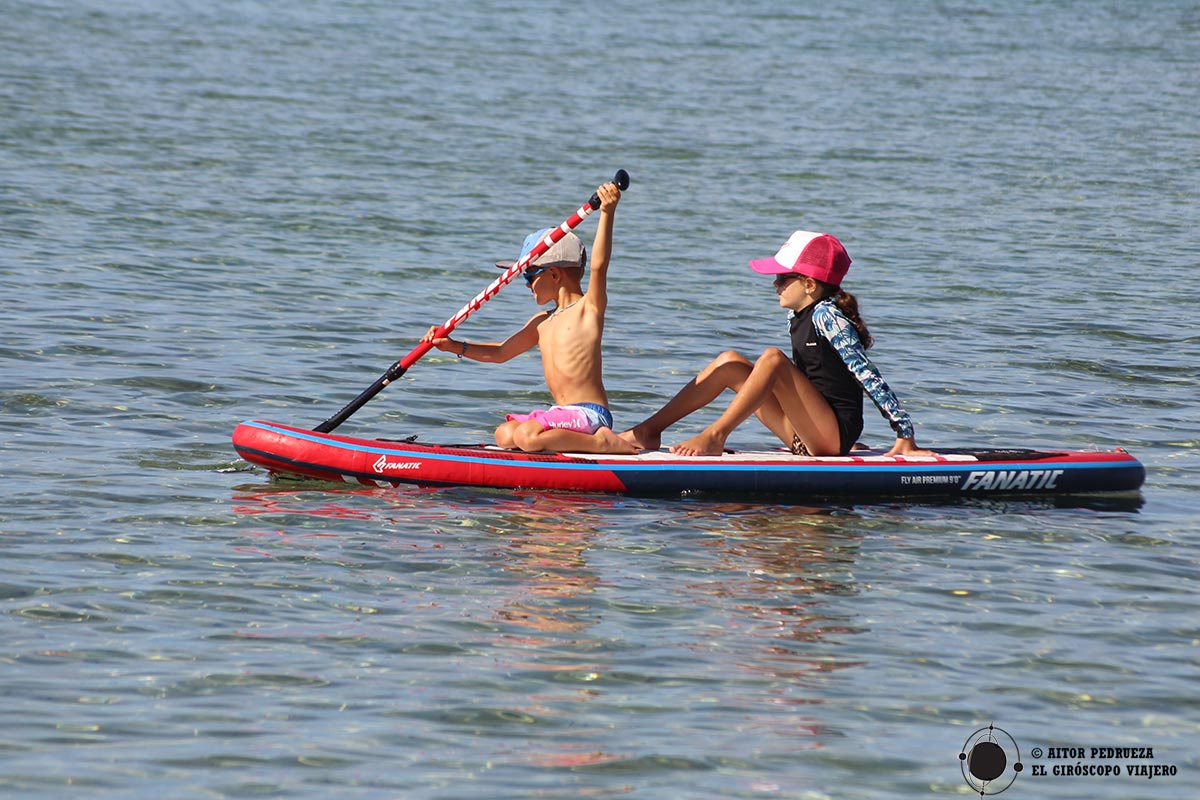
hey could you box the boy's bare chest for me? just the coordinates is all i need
[537,308,601,357]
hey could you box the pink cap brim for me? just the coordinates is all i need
[749,257,790,275]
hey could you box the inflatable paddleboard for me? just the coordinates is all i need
[232,420,1145,499]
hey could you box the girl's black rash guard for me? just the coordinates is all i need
[788,298,915,453]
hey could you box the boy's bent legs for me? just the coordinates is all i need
[494,420,520,449]
[620,350,754,450]
[509,421,637,455]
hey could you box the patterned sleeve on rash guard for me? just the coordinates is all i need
[811,301,915,439]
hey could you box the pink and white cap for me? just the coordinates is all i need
[749,230,851,286]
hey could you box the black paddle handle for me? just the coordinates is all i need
[589,169,631,209]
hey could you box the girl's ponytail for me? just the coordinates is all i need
[833,289,873,349]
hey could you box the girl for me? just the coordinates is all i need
[619,230,931,457]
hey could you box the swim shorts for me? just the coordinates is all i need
[505,402,614,435]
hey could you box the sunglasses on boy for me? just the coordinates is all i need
[523,265,550,286]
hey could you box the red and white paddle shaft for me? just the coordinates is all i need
[399,200,602,371]
[313,169,629,433]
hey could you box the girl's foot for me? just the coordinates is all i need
[668,430,727,457]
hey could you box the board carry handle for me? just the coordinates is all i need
[313,170,631,433]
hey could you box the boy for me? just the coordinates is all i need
[422,180,636,454]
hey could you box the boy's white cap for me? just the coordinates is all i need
[496,228,587,270]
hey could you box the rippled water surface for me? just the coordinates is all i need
[2,1,1197,798]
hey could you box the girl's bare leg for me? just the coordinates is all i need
[671,348,841,456]
[766,355,842,455]
[619,351,753,450]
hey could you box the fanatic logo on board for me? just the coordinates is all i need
[372,455,422,473]
[961,469,1064,491]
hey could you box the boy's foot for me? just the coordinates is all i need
[617,425,660,451]
[668,431,726,457]
[595,428,640,455]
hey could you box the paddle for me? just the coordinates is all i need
[313,169,631,434]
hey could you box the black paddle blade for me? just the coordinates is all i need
[313,363,408,433]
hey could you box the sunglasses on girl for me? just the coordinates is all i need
[773,273,805,288]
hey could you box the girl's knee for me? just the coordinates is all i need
[715,350,751,367]
[758,347,789,365]
[704,350,753,384]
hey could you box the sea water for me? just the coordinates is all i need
[2,1,1197,797]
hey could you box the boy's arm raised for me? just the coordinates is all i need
[584,181,621,315]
